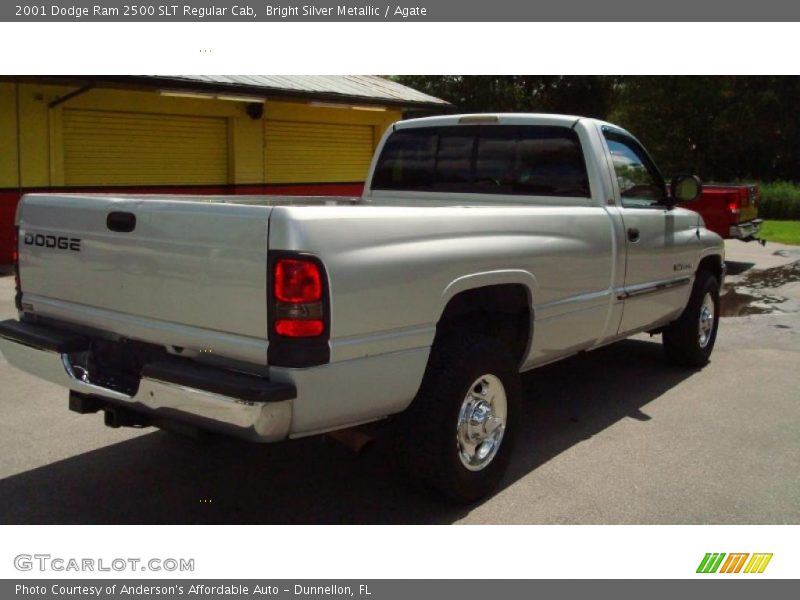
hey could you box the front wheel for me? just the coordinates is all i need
[396,333,522,503]
[662,271,720,367]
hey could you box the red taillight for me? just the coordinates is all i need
[275,258,322,303]
[273,257,325,338]
[275,319,324,337]
[728,199,740,214]
[12,228,19,271]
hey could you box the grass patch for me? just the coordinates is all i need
[760,220,800,245]
[759,181,800,219]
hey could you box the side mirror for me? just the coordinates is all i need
[670,174,703,203]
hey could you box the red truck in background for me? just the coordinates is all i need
[682,183,764,244]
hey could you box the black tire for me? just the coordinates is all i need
[395,332,522,503]
[662,270,720,367]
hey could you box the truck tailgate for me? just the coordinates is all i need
[738,185,759,224]
[17,194,272,365]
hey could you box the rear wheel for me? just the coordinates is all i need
[663,271,720,367]
[396,332,521,503]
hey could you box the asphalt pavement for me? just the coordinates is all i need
[0,240,798,524]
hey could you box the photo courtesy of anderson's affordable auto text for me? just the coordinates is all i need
[0,0,799,594]
[15,583,375,596]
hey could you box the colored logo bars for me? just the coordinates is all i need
[697,553,773,574]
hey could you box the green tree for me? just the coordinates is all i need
[394,76,619,118]
[610,76,800,182]
[393,75,800,183]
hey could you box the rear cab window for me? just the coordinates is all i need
[371,125,590,198]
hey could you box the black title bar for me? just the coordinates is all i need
[5,0,800,22]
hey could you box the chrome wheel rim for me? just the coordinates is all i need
[698,292,715,348]
[457,374,507,472]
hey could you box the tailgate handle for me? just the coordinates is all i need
[107,211,136,233]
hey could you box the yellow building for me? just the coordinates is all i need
[0,75,447,263]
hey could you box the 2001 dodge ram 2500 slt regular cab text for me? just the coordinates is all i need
[0,114,724,502]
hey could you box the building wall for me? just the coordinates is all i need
[0,81,401,263]
[0,83,19,259]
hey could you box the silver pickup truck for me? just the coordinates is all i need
[0,113,724,501]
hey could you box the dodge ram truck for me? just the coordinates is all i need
[0,114,725,502]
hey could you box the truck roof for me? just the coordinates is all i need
[395,113,586,129]
[394,113,634,138]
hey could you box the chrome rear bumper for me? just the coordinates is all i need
[0,320,293,442]
[729,218,763,240]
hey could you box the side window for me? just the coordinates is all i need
[372,125,590,198]
[604,135,665,208]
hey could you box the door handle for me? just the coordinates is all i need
[107,211,136,233]
[627,227,640,243]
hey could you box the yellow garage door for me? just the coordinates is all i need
[62,109,229,186]
[265,120,374,184]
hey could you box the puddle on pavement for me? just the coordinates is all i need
[719,288,784,316]
[773,249,800,259]
[720,260,800,317]
[735,260,800,290]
